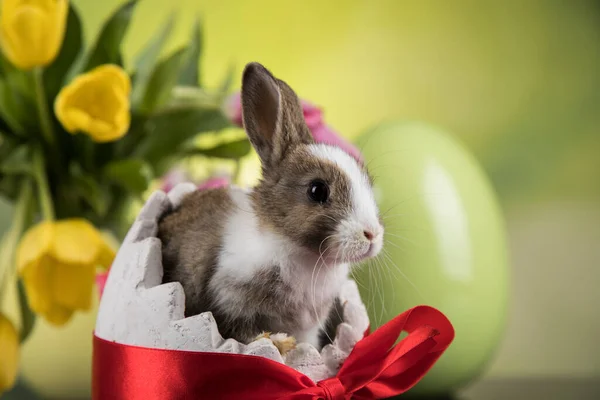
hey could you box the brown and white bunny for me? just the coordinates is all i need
[158,62,383,353]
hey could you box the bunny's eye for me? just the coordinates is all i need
[308,180,329,204]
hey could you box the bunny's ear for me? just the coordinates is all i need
[241,62,313,167]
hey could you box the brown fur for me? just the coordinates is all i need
[207,266,298,343]
[320,297,345,347]
[158,188,233,317]
[251,146,353,252]
[241,63,314,169]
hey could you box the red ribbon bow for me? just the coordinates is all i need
[92,306,454,400]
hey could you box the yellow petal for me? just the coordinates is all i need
[0,0,67,69]
[115,107,131,132]
[63,109,91,134]
[86,118,116,142]
[0,314,19,394]
[20,256,53,316]
[21,257,76,326]
[1,0,23,17]
[3,0,57,14]
[43,0,68,63]
[90,64,132,95]
[52,261,95,311]
[53,64,131,143]
[21,257,76,327]
[107,88,131,136]
[16,221,54,274]
[43,304,74,326]
[51,219,104,265]
[86,88,131,142]
[96,239,116,270]
[0,24,21,68]
[86,83,129,122]
[97,230,119,270]
[54,83,80,132]
[2,6,47,69]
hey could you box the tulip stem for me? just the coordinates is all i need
[32,68,56,147]
[32,148,55,221]
[0,181,33,309]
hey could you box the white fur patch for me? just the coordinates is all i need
[308,144,379,226]
[308,144,383,260]
[217,188,285,281]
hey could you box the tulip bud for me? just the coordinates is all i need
[0,0,68,69]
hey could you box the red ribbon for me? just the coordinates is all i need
[92,305,454,400]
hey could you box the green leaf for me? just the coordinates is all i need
[167,86,223,110]
[219,62,236,93]
[0,52,11,78]
[0,131,17,153]
[104,159,153,194]
[0,173,19,200]
[69,163,110,217]
[177,18,203,87]
[0,120,13,135]
[0,78,34,134]
[134,106,231,164]
[0,48,36,104]
[0,145,31,175]
[185,138,251,159]
[137,47,189,114]
[83,0,137,71]
[44,4,83,99]
[130,13,175,107]
[18,279,37,343]
[64,48,87,84]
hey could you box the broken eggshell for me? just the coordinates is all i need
[94,183,370,383]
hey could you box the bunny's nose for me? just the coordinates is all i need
[363,225,383,242]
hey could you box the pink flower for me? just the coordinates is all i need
[197,176,230,191]
[225,92,363,164]
[225,94,244,127]
[96,271,108,299]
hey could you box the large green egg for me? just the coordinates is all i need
[353,121,509,395]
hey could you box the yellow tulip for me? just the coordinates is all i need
[55,64,131,142]
[0,313,18,395]
[0,0,68,70]
[16,219,116,326]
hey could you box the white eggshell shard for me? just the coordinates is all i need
[95,184,370,382]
